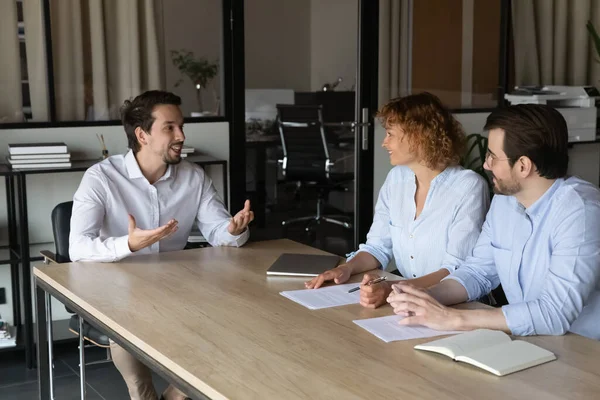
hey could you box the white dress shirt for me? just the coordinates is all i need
[69,150,247,262]
[347,165,489,278]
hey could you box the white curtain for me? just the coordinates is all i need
[51,0,163,121]
[378,0,411,107]
[512,0,600,86]
[0,1,24,122]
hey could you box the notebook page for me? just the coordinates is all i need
[456,340,556,376]
[280,284,361,310]
[415,329,512,358]
[353,315,460,343]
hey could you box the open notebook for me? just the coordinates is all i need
[414,329,556,376]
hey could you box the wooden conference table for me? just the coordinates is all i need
[33,239,600,399]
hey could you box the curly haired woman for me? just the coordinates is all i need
[306,92,490,308]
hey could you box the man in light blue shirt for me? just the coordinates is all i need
[388,104,600,340]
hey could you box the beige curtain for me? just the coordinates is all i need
[0,1,24,122]
[23,0,50,122]
[378,0,411,107]
[512,0,600,85]
[51,0,163,121]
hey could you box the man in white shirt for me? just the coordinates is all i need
[69,90,253,400]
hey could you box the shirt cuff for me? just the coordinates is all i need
[115,235,133,261]
[442,272,481,302]
[440,264,459,275]
[502,302,534,336]
[222,227,249,247]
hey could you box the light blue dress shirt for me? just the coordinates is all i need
[446,177,600,340]
[348,165,489,279]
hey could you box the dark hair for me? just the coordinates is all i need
[484,104,568,179]
[120,90,182,153]
[376,92,466,169]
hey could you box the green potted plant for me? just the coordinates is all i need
[587,20,600,61]
[461,133,493,196]
[170,49,219,116]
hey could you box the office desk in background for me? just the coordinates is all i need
[0,155,227,369]
[34,239,600,400]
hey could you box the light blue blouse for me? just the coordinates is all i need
[348,165,490,278]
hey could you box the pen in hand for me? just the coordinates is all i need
[348,276,387,293]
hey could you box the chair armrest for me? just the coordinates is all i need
[40,250,58,264]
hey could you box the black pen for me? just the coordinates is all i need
[348,276,387,293]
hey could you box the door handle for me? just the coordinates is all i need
[360,107,370,150]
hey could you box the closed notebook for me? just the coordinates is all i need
[266,253,340,276]
[414,329,556,376]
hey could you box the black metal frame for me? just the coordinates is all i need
[354,0,379,248]
[223,0,247,212]
[497,0,512,107]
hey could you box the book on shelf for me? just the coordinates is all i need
[182,145,195,154]
[9,153,71,161]
[414,329,556,376]
[7,155,71,165]
[0,322,17,349]
[8,142,68,155]
[10,162,72,170]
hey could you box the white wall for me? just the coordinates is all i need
[0,122,229,324]
[310,0,358,91]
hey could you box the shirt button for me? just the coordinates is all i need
[410,255,414,259]
[412,274,417,278]
[409,234,413,238]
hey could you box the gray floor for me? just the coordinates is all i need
[0,344,170,400]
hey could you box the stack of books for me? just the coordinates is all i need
[7,142,72,169]
[181,145,195,159]
[0,319,17,349]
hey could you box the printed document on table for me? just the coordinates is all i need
[280,283,361,310]
[353,315,460,342]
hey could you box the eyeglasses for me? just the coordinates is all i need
[485,150,510,167]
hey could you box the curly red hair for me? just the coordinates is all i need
[377,92,465,170]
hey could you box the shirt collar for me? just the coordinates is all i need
[124,150,173,182]
[431,165,455,187]
[525,178,564,218]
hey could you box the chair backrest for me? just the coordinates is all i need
[51,201,73,262]
[276,104,331,182]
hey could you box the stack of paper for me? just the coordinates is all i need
[280,283,361,310]
[181,145,195,158]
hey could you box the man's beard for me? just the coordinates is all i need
[491,173,521,195]
[163,153,182,165]
[163,142,183,165]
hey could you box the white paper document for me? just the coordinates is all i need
[353,315,460,343]
[280,283,361,310]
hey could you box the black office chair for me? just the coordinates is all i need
[40,201,111,362]
[276,104,353,234]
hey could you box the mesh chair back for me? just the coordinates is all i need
[276,104,330,182]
